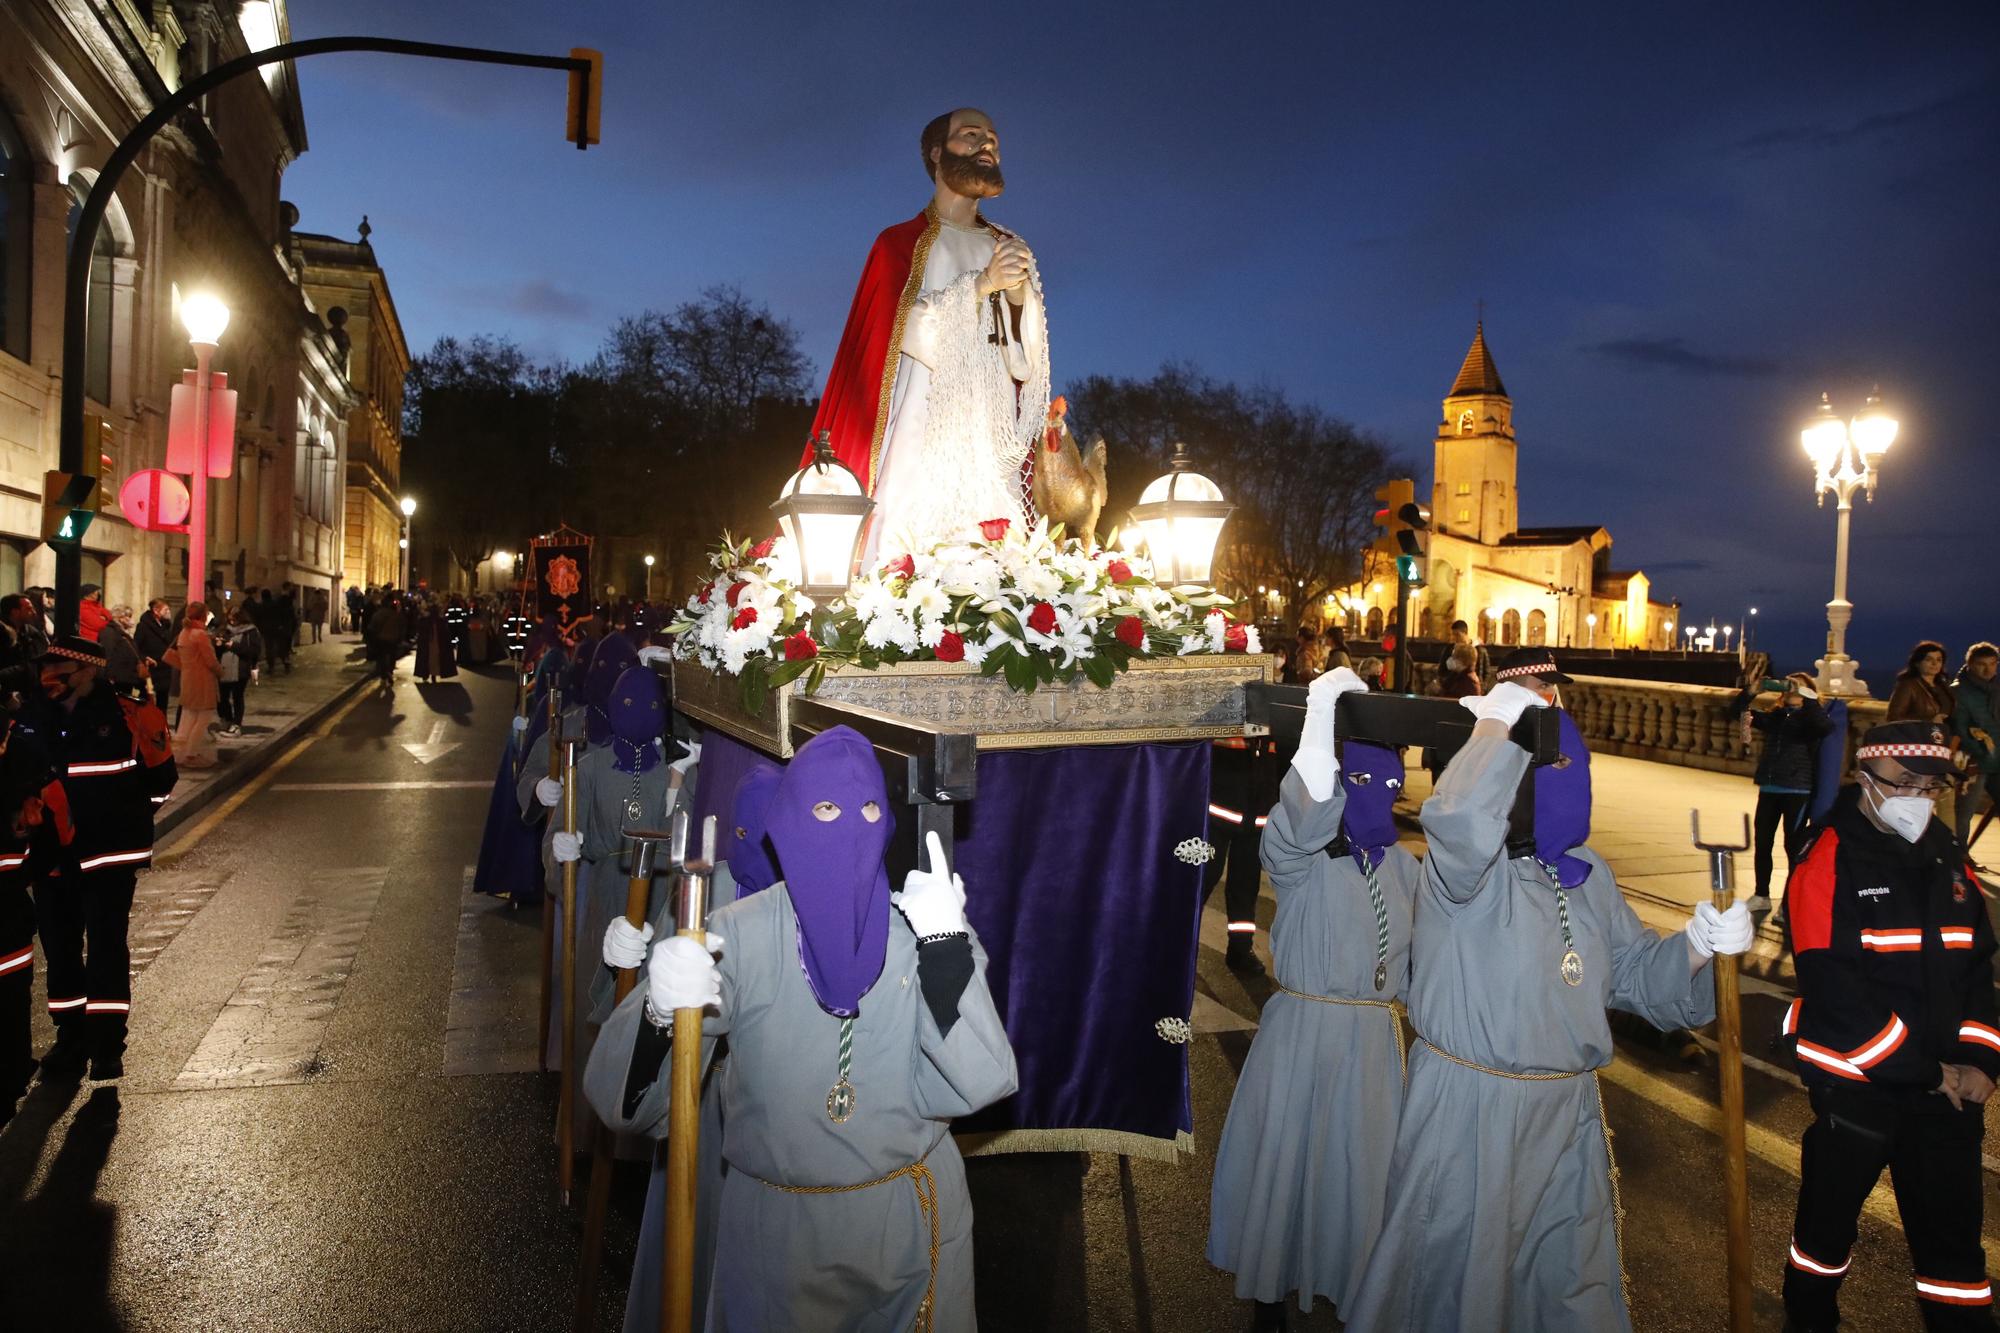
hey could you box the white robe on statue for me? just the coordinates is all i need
[865,219,1050,562]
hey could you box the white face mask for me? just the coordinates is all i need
[1875,794,1934,843]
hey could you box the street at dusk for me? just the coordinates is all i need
[1,3,1997,1332]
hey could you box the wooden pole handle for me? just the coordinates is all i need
[1713,884,1753,1333]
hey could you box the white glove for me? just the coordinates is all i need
[552,831,582,863]
[637,644,672,666]
[603,917,654,969]
[895,832,968,938]
[646,933,724,1017]
[512,715,530,734]
[1686,901,1754,959]
[668,740,702,778]
[535,777,563,808]
[1294,666,1369,801]
[1460,680,1550,728]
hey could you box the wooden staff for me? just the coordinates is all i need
[1693,810,1753,1333]
[556,733,582,1204]
[575,813,684,1333]
[664,815,717,1333]
[536,687,562,1073]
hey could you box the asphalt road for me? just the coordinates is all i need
[0,661,1986,1331]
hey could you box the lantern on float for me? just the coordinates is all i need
[771,431,874,599]
[1129,442,1234,587]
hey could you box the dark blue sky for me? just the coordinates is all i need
[282,1,1997,684]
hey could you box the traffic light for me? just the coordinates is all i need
[566,48,602,148]
[1372,479,1415,557]
[1394,499,1431,589]
[41,470,97,544]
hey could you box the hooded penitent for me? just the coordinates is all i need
[1338,739,1404,870]
[727,760,785,896]
[565,635,598,696]
[1523,709,1593,889]
[607,666,664,774]
[765,726,893,1018]
[581,634,638,746]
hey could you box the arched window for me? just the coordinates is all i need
[1458,409,1474,434]
[1365,606,1384,639]
[1501,609,1521,645]
[0,106,31,363]
[1478,609,1497,644]
[1418,606,1434,639]
[1527,609,1547,646]
[66,174,121,404]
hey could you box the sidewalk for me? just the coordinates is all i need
[154,632,375,839]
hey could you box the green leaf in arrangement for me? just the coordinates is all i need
[1082,653,1118,689]
[805,661,827,695]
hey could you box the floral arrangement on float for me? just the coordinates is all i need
[668,517,1260,711]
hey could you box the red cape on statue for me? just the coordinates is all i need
[806,210,934,491]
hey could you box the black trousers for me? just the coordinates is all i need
[218,679,248,726]
[1785,1083,1994,1330]
[1,883,33,1088]
[1204,746,1270,943]
[32,865,137,1053]
[1754,789,1811,895]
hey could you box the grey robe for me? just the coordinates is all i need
[1342,731,1715,1333]
[586,887,1018,1333]
[1206,766,1419,1311]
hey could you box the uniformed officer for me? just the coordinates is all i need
[22,635,177,1081]
[0,716,69,1123]
[1782,719,1999,1331]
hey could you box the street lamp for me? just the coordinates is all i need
[400,495,417,591]
[643,553,656,602]
[1130,442,1234,588]
[1801,389,1897,696]
[1684,624,1697,653]
[1664,619,1674,650]
[1721,624,1734,652]
[179,291,230,601]
[1585,611,1597,649]
[772,431,873,600]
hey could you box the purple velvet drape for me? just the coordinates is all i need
[691,726,1211,1150]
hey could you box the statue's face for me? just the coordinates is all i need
[935,110,1004,198]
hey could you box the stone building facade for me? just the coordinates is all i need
[0,0,355,621]
[1349,324,1677,650]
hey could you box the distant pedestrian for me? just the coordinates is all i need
[98,605,142,693]
[414,600,458,683]
[77,583,111,643]
[346,584,366,636]
[1889,640,1962,837]
[274,584,298,673]
[1324,625,1352,672]
[0,717,62,1124]
[216,609,262,737]
[1953,642,1999,863]
[1355,656,1386,691]
[365,596,408,693]
[134,599,176,710]
[1438,619,1492,687]
[1732,671,1833,913]
[1294,625,1329,683]
[165,603,221,768]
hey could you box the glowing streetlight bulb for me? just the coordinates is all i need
[400,496,417,518]
[179,290,231,345]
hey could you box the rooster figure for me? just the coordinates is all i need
[1029,396,1110,551]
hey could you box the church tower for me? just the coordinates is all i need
[1432,322,1517,544]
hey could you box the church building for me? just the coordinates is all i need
[1353,323,1677,651]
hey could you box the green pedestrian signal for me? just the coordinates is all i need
[41,469,98,545]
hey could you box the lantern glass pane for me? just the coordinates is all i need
[796,511,860,588]
[1175,515,1227,583]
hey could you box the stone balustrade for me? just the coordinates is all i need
[1403,662,1889,777]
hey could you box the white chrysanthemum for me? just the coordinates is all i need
[904,577,950,620]
[1243,625,1263,654]
[918,618,947,649]
[1013,562,1064,602]
[1204,611,1228,652]
[961,638,990,667]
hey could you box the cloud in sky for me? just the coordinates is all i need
[1584,337,1781,379]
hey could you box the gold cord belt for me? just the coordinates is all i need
[750,1149,941,1333]
[1275,984,1410,1082]
[1415,1036,1586,1081]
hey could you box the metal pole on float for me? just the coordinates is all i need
[556,734,582,1204]
[663,816,717,1333]
[1693,810,1754,1333]
[535,690,562,1071]
[576,814,683,1332]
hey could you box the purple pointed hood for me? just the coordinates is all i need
[565,636,598,696]
[608,666,664,774]
[766,726,892,1017]
[1339,740,1404,870]
[1536,709,1594,888]
[582,634,638,746]
[726,761,785,896]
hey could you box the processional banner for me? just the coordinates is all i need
[530,527,593,629]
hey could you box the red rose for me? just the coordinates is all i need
[731,606,758,630]
[1224,622,1248,653]
[1027,602,1058,635]
[1115,616,1145,650]
[978,518,1011,541]
[1105,560,1133,584]
[696,581,714,605]
[880,553,916,581]
[783,631,818,661]
[725,580,749,608]
[935,631,966,663]
[748,537,776,561]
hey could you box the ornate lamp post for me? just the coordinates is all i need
[1801,390,1896,696]
[772,432,873,600]
[1131,443,1234,588]
[1585,612,1597,649]
[400,495,417,591]
[643,553,656,602]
